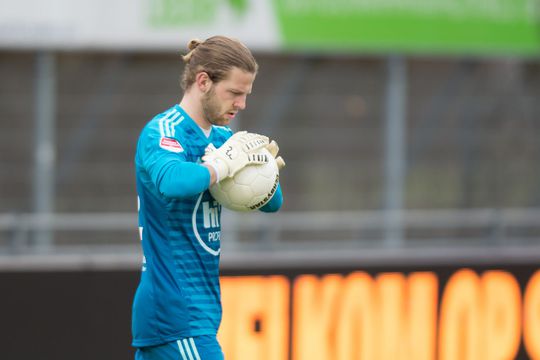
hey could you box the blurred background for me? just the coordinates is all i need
[1,0,539,359]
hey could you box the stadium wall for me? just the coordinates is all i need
[2,259,539,360]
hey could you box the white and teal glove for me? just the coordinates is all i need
[265,140,286,171]
[203,131,270,182]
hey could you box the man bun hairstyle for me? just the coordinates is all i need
[182,39,202,63]
[180,35,258,91]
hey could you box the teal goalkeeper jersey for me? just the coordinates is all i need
[132,104,283,347]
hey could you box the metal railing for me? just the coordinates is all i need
[1,208,540,270]
[1,208,539,250]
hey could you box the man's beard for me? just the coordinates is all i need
[201,86,228,126]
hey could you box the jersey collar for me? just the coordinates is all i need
[174,104,214,141]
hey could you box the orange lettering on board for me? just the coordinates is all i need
[375,272,438,360]
[439,269,482,360]
[524,270,540,360]
[482,271,521,360]
[335,271,377,360]
[219,276,289,360]
[292,274,343,360]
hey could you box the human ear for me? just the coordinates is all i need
[195,72,212,92]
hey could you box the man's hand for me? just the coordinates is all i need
[203,131,270,182]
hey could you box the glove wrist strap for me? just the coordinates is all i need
[205,159,228,183]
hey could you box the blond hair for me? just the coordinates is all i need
[180,36,258,90]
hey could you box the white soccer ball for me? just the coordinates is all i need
[209,148,279,212]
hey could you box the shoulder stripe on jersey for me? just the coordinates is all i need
[158,115,167,138]
[159,108,180,137]
[177,340,188,360]
[164,112,181,137]
[159,108,176,136]
[188,338,202,360]
[170,115,185,137]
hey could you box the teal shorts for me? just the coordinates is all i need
[135,335,224,360]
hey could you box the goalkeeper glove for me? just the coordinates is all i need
[266,140,286,170]
[203,131,270,182]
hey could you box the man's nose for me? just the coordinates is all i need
[234,95,247,110]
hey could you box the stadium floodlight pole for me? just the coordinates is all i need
[32,50,57,251]
[383,55,407,247]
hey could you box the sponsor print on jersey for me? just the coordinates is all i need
[159,137,184,153]
[192,191,222,256]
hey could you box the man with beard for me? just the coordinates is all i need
[132,36,284,360]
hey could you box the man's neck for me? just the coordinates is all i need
[179,95,212,130]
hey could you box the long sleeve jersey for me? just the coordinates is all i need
[131,104,282,347]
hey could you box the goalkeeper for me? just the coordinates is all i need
[131,36,284,360]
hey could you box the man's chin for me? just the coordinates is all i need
[211,118,231,126]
